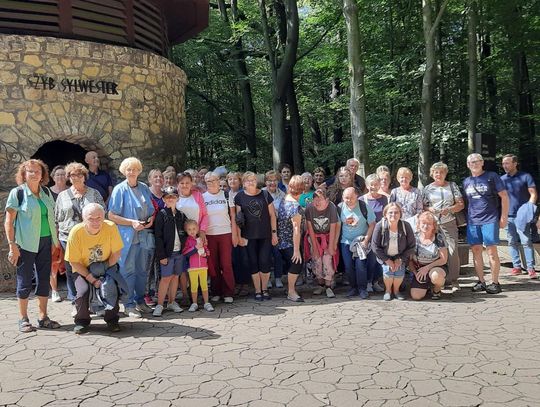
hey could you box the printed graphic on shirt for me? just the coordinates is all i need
[465,183,490,199]
[313,216,330,234]
[88,244,104,264]
[247,198,263,219]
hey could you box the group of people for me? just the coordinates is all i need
[4,151,539,334]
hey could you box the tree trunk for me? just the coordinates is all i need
[467,0,478,154]
[287,77,304,173]
[343,0,368,177]
[331,78,344,143]
[481,32,499,137]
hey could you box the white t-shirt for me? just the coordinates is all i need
[203,191,233,235]
[387,230,399,256]
[173,224,181,252]
[176,195,199,222]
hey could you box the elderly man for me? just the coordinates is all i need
[325,158,366,194]
[463,153,509,294]
[501,154,538,279]
[65,203,124,334]
[85,151,114,202]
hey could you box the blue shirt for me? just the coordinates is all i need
[338,202,376,244]
[87,169,113,201]
[463,171,506,226]
[500,171,535,217]
[5,184,58,252]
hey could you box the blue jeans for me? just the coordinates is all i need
[121,243,153,308]
[507,217,535,269]
[340,243,368,291]
[272,246,285,279]
[367,251,382,283]
[60,240,77,301]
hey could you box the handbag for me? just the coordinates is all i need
[449,182,467,227]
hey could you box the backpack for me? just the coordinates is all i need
[16,185,51,206]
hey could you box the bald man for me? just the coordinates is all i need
[85,151,114,202]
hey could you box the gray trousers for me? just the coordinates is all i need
[439,220,460,284]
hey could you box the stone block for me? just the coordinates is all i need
[0,112,16,125]
[23,54,42,67]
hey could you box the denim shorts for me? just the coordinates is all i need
[466,222,500,246]
[160,252,185,277]
[382,263,406,279]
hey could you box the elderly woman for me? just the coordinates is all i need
[313,167,326,190]
[163,170,176,188]
[203,171,237,303]
[277,175,306,302]
[49,165,68,302]
[108,157,155,318]
[234,171,278,300]
[175,171,209,304]
[50,165,68,200]
[372,203,416,301]
[328,167,354,206]
[4,159,61,332]
[377,166,392,198]
[389,167,423,224]
[55,162,105,309]
[422,162,464,291]
[299,172,315,208]
[409,212,448,300]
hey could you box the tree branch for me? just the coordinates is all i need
[429,0,450,39]
[297,25,333,63]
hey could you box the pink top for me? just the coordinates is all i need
[182,235,209,269]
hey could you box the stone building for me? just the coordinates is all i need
[0,0,209,290]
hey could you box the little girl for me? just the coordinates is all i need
[182,219,214,312]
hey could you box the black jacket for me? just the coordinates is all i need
[154,208,187,261]
[371,218,415,263]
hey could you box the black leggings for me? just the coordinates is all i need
[246,238,271,274]
[279,247,303,275]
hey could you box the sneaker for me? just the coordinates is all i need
[71,305,77,317]
[366,282,373,293]
[204,302,214,312]
[254,293,263,301]
[451,281,461,293]
[511,267,522,276]
[486,282,502,294]
[373,281,385,293]
[96,309,106,317]
[136,303,153,313]
[153,304,164,317]
[125,307,142,318]
[359,289,369,299]
[346,288,358,298]
[313,286,325,295]
[223,297,234,304]
[395,293,406,300]
[275,279,284,288]
[528,269,538,279]
[326,287,335,298]
[431,291,441,300]
[287,294,304,302]
[383,292,392,301]
[471,280,486,292]
[211,296,221,302]
[73,324,89,335]
[267,280,273,289]
[188,303,199,312]
[166,301,183,313]
[144,295,156,306]
[51,290,62,303]
[107,322,121,333]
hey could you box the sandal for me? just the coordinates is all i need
[254,293,263,301]
[37,316,61,329]
[431,291,441,300]
[262,290,272,301]
[18,318,35,333]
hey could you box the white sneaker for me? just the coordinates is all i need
[373,281,385,293]
[71,305,77,317]
[204,302,215,312]
[267,280,273,289]
[125,307,142,318]
[136,303,153,313]
[188,303,199,312]
[51,290,62,303]
[96,309,106,317]
[313,286,325,295]
[367,282,374,293]
[326,287,335,298]
[166,301,183,313]
[211,296,221,302]
[451,281,461,293]
[275,279,284,288]
[153,304,164,317]
[223,297,233,304]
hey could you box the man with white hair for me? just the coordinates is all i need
[463,153,509,294]
[65,203,124,334]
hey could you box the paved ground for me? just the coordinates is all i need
[1,260,539,406]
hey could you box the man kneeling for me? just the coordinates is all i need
[65,203,124,334]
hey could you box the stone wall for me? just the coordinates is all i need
[0,34,188,291]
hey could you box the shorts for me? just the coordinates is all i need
[410,266,447,290]
[160,252,185,277]
[467,222,499,246]
[382,263,406,279]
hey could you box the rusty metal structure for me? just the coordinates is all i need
[0,0,209,55]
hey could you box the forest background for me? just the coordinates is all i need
[171,0,538,186]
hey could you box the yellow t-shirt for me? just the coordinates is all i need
[65,220,124,269]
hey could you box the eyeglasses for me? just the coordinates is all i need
[468,160,483,165]
[69,173,84,178]
[206,179,219,183]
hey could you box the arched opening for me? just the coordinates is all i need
[31,140,88,173]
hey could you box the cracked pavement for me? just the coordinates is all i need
[0,264,539,406]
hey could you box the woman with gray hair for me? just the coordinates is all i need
[108,157,156,318]
[422,161,464,291]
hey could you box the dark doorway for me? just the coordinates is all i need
[32,140,88,175]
